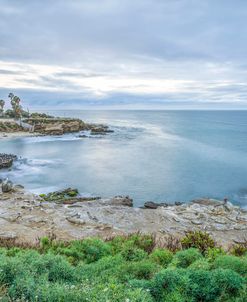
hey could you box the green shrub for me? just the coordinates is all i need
[189,259,211,270]
[149,248,173,267]
[150,269,188,301]
[185,268,244,302]
[110,233,155,254]
[211,269,244,299]
[118,260,158,281]
[121,245,148,261]
[205,247,226,262]
[231,243,247,257]
[40,236,52,251]
[77,255,124,283]
[181,231,215,254]
[163,291,187,302]
[213,255,247,277]
[67,238,112,263]
[171,248,203,268]
[0,235,246,302]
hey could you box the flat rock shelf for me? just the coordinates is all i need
[0,186,246,247]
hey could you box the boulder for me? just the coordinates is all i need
[0,153,17,169]
[144,201,168,209]
[1,179,13,192]
[42,124,64,135]
[90,126,114,135]
[108,196,133,207]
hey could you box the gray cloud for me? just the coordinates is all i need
[0,0,247,107]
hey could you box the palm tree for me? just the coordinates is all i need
[0,100,5,117]
[8,93,22,119]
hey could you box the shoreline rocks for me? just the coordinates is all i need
[0,185,246,247]
[23,118,114,136]
[143,201,169,209]
[1,179,13,192]
[0,153,17,169]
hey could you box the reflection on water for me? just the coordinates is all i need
[0,110,247,207]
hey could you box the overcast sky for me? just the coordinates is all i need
[0,0,247,109]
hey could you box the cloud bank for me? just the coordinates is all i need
[0,0,247,108]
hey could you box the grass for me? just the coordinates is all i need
[0,232,246,301]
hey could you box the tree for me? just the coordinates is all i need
[8,93,22,119]
[0,100,5,117]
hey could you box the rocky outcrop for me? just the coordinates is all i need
[0,186,246,247]
[1,179,13,192]
[0,154,17,169]
[24,118,86,135]
[0,121,26,133]
[23,118,114,136]
[107,196,133,207]
[39,188,100,204]
[90,126,114,135]
[144,201,168,209]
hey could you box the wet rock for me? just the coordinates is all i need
[90,126,114,135]
[144,201,168,209]
[175,201,183,206]
[0,153,17,169]
[108,196,133,207]
[1,179,13,192]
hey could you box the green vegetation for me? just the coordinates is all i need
[0,232,246,301]
[39,188,79,202]
[181,230,216,254]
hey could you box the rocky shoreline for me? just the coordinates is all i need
[0,153,17,169]
[0,116,114,137]
[0,184,246,248]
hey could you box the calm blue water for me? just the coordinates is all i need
[0,110,247,207]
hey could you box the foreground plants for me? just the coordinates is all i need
[0,232,246,301]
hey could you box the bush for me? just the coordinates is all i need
[65,238,111,264]
[0,236,246,302]
[205,247,226,262]
[186,268,244,302]
[181,231,215,254]
[149,248,173,267]
[118,260,158,281]
[121,246,148,261]
[189,259,211,270]
[231,243,247,257]
[110,233,155,254]
[150,269,188,301]
[171,248,203,268]
[213,255,247,276]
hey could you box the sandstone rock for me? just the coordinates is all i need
[144,201,168,209]
[42,124,64,135]
[90,126,114,135]
[108,196,133,207]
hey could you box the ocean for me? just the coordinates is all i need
[1,110,247,207]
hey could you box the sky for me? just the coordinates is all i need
[0,0,247,109]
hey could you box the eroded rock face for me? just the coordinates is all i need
[0,121,26,133]
[0,188,246,247]
[108,196,133,207]
[23,118,114,136]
